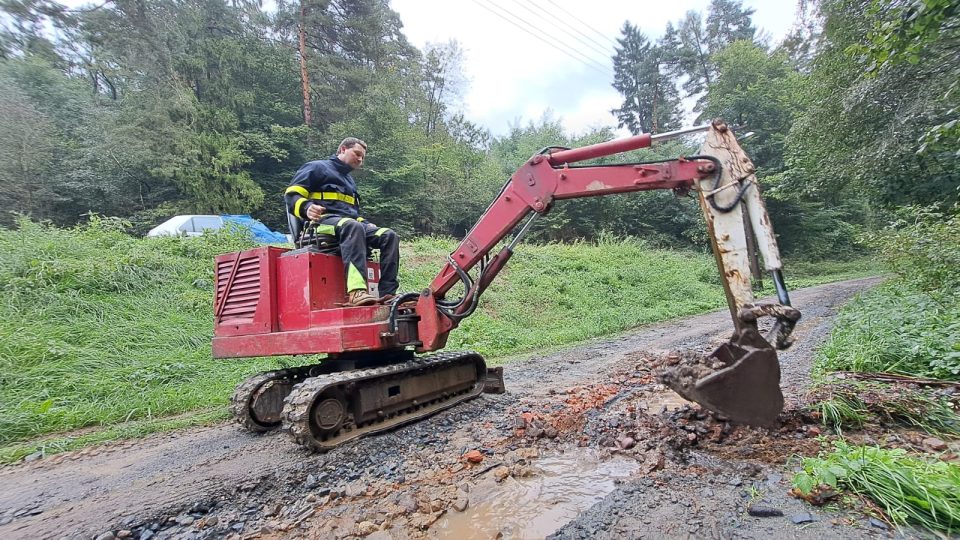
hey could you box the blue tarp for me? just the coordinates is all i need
[222,215,288,244]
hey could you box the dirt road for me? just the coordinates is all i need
[0,277,888,540]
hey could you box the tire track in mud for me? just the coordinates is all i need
[0,277,882,539]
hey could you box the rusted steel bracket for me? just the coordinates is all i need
[739,303,803,349]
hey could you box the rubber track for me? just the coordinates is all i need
[281,351,485,451]
[230,365,319,432]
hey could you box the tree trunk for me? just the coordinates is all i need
[298,2,313,128]
[651,69,660,134]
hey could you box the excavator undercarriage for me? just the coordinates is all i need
[216,121,799,451]
[229,349,500,450]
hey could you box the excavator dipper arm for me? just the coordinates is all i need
[413,120,800,426]
[663,121,801,425]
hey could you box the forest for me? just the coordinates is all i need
[1,0,956,255]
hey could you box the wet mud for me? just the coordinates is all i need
[1,277,914,540]
[432,450,639,539]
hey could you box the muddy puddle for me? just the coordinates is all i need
[641,386,692,413]
[430,448,639,539]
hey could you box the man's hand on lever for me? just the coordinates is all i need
[306,204,326,221]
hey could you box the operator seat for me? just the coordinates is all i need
[284,202,373,259]
[286,207,339,254]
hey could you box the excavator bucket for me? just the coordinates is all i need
[660,328,784,426]
[656,120,798,427]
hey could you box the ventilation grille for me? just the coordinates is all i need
[216,256,261,324]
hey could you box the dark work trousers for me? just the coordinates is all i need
[315,215,399,296]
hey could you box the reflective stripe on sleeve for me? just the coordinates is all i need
[285,185,309,198]
[293,197,308,219]
[374,227,390,237]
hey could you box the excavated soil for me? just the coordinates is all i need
[3,276,929,540]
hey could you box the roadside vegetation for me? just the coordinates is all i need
[0,217,873,462]
[795,206,960,532]
[794,441,960,533]
[815,208,960,381]
[810,381,959,437]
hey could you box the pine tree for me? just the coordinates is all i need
[611,22,681,135]
[706,0,756,51]
[675,0,757,116]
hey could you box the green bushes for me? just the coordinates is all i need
[868,207,960,294]
[815,207,960,380]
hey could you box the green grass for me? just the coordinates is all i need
[0,218,876,459]
[794,440,960,533]
[815,206,960,381]
[816,394,869,434]
[792,209,960,534]
[814,284,960,380]
[809,381,960,436]
[0,218,307,449]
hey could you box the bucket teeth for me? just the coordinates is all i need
[660,328,784,427]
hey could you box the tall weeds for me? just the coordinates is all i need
[797,207,960,534]
[794,441,960,533]
[815,206,960,380]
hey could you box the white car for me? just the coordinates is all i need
[146,215,289,243]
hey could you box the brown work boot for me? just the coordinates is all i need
[378,293,396,304]
[345,289,377,307]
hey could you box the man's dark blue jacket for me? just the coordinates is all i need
[285,155,361,221]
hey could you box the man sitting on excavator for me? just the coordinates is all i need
[284,137,400,307]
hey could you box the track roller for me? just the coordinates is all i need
[230,365,317,432]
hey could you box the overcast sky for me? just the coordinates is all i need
[391,0,798,136]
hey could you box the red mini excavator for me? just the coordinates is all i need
[214,121,801,451]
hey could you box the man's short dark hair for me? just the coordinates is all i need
[339,137,367,151]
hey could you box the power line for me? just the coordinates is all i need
[520,0,617,59]
[540,0,619,49]
[476,0,612,75]
[514,0,612,59]
[469,0,613,78]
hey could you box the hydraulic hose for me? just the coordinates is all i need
[684,154,748,213]
[388,292,422,335]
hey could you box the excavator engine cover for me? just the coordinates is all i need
[660,327,784,426]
